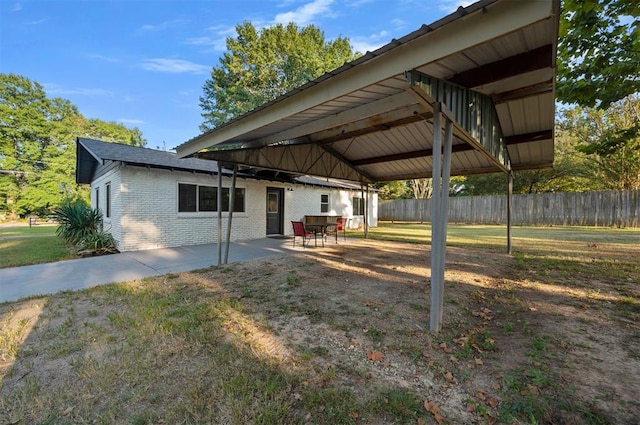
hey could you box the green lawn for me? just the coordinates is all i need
[0,225,74,268]
[359,221,640,251]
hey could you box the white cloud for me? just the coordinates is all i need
[86,53,121,63]
[140,58,210,74]
[350,30,390,54]
[43,84,114,97]
[25,17,48,25]
[186,25,237,52]
[11,2,22,12]
[438,0,474,13]
[274,0,336,26]
[139,19,188,33]
[118,119,145,125]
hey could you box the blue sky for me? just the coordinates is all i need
[1,0,470,150]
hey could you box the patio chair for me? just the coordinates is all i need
[326,217,347,243]
[291,221,316,248]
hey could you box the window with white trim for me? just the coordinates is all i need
[352,196,365,215]
[178,183,246,213]
[105,182,111,218]
[95,187,100,212]
[320,194,329,213]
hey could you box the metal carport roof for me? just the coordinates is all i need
[176,0,559,184]
[174,0,560,332]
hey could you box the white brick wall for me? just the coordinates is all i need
[91,166,123,249]
[91,164,377,252]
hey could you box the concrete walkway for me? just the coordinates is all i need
[0,238,299,303]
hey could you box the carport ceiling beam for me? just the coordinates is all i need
[447,45,553,88]
[352,143,474,166]
[196,143,374,183]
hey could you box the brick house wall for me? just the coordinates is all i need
[90,164,377,252]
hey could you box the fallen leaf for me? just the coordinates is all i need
[348,412,359,420]
[444,371,454,382]
[368,351,384,362]
[453,335,469,346]
[424,400,445,424]
[475,357,484,365]
[487,396,499,408]
[62,406,74,416]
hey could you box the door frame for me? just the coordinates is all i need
[266,187,284,235]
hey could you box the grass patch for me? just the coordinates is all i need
[1,223,638,424]
[0,225,74,268]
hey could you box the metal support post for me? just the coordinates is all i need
[430,103,454,333]
[430,103,443,333]
[224,165,237,264]
[507,169,513,254]
[217,163,223,266]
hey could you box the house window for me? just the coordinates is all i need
[352,196,365,215]
[95,188,99,211]
[178,183,197,212]
[105,182,111,218]
[320,194,329,213]
[178,183,246,213]
[199,185,216,211]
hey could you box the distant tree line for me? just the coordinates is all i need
[0,73,145,219]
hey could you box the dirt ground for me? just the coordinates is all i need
[1,238,639,424]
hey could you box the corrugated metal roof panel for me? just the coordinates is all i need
[177,0,559,183]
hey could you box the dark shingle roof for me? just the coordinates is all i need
[78,137,221,173]
[76,137,373,191]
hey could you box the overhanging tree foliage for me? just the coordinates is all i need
[0,73,146,218]
[558,0,639,108]
[200,22,357,131]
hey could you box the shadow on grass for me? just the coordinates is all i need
[1,228,638,424]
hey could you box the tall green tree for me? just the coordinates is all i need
[568,95,640,190]
[558,0,639,108]
[0,73,145,218]
[200,22,357,130]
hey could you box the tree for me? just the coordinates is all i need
[458,107,604,196]
[409,179,433,199]
[200,22,357,131]
[568,95,640,190]
[374,180,409,200]
[558,0,639,108]
[0,73,146,218]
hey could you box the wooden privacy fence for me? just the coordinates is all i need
[379,190,640,227]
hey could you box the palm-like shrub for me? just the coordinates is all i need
[54,202,116,252]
